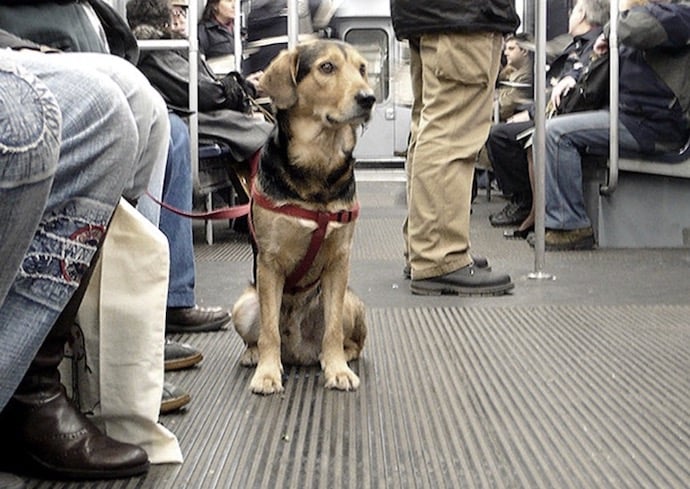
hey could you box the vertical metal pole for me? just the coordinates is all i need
[528,0,553,280]
[600,0,619,195]
[287,0,299,48]
[234,0,242,72]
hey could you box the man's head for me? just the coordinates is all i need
[503,33,533,70]
[568,0,610,36]
[126,0,171,34]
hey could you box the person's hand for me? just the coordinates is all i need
[507,110,530,123]
[246,70,264,96]
[550,75,576,109]
[593,33,608,56]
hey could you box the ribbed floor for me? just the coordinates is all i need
[24,176,690,488]
[28,304,690,489]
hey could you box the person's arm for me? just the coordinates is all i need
[618,2,690,49]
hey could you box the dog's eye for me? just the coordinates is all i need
[359,64,367,77]
[320,62,335,74]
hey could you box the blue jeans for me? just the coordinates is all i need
[544,110,641,230]
[0,50,169,411]
[160,114,196,308]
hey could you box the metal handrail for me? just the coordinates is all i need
[599,0,620,195]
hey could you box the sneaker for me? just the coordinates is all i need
[410,264,514,296]
[489,202,531,227]
[166,305,231,334]
[528,227,595,251]
[403,254,491,279]
[160,382,191,414]
[164,338,203,371]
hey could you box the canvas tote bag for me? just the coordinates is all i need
[62,199,183,464]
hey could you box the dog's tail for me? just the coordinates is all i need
[232,286,259,345]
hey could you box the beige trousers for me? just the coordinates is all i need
[404,32,502,280]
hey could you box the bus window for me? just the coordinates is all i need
[343,29,389,103]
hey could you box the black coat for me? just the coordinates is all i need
[133,25,273,162]
[390,0,520,40]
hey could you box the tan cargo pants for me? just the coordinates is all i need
[404,32,502,280]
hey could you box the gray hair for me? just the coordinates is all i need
[579,0,611,26]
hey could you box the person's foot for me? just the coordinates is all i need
[403,254,490,279]
[410,264,514,296]
[164,338,203,371]
[489,202,531,227]
[503,225,534,240]
[166,305,231,333]
[160,382,191,414]
[0,387,149,480]
[528,227,595,251]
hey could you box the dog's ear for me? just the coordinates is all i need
[260,48,299,109]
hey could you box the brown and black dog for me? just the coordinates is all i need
[231,40,375,395]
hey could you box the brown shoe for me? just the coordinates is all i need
[166,305,231,333]
[537,227,595,251]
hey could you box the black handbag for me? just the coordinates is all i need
[557,52,610,115]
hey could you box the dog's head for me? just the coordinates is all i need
[260,39,376,127]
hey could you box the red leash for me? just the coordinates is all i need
[144,151,261,220]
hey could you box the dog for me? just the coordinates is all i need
[231,39,375,395]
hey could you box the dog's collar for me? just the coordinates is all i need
[250,187,360,294]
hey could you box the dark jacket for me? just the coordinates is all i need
[614,2,690,152]
[132,24,273,162]
[198,18,234,59]
[390,0,520,39]
[0,0,139,62]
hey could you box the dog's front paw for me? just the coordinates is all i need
[249,365,284,395]
[239,346,259,366]
[324,363,360,391]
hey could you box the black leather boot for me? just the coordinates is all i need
[0,254,150,480]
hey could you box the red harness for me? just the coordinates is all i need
[250,188,360,294]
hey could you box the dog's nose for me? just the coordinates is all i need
[356,92,376,110]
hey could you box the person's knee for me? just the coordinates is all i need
[0,60,61,189]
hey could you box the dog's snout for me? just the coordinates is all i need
[356,91,376,110]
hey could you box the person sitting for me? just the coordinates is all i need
[475,32,534,195]
[486,0,609,231]
[126,0,273,175]
[0,29,168,482]
[170,0,188,37]
[197,0,237,72]
[539,0,690,250]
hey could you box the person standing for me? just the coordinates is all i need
[391,0,519,296]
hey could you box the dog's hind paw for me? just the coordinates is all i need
[324,365,360,391]
[239,346,259,366]
[250,368,284,395]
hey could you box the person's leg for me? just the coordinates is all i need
[486,120,534,226]
[407,32,512,295]
[160,114,231,333]
[61,52,170,224]
[0,56,60,305]
[542,110,640,249]
[0,50,140,409]
[160,114,195,309]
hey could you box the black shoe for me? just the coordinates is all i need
[489,202,531,227]
[166,305,231,333]
[164,338,203,371]
[410,264,514,296]
[403,254,490,279]
[160,382,191,414]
